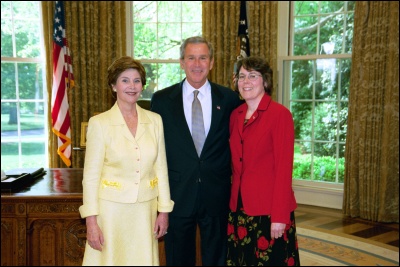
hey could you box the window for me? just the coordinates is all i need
[128,1,202,99]
[278,2,354,196]
[1,1,48,170]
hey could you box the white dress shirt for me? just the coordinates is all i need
[182,79,212,136]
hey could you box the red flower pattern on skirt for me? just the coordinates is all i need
[257,236,269,250]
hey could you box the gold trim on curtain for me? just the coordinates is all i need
[343,1,399,222]
[41,1,126,168]
[202,1,278,99]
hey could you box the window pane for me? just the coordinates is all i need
[291,60,313,100]
[1,102,18,134]
[340,58,351,100]
[134,23,157,59]
[12,1,39,19]
[313,142,337,182]
[1,62,17,99]
[293,16,318,55]
[294,1,318,15]
[142,63,158,99]
[182,1,202,22]
[314,101,339,142]
[20,102,44,138]
[291,101,313,142]
[14,18,41,58]
[21,141,45,168]
[158,2,181,22]
[157,63,182,91]
[315,58,338,100]
[293,141,312,180]
[141,63,183,99]
[133,1,156,22]
[320,1,344,14]
[1,142,19,170]
[18,63,43,99]
[158,23,181,59]
[1,15,13,57]
[344,12,354,53]
[182,23,202,40]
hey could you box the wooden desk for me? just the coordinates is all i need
[1,168,201,266]
[1,169,175,266]
[1,169,86,266]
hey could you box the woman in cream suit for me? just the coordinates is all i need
[79,56,174,266]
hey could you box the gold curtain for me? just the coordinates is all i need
[42,1,126,168]
[202,1,278,99]
[343,1,399,222]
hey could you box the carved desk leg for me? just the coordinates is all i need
[1,202,27,266]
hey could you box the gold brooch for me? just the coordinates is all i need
[149,178,158,189]
[101,180,122,190]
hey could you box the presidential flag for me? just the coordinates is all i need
[233,1,250,85]
[237,1,250,61]
[51,1,74,167]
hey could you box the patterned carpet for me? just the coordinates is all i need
[297,225,399,266]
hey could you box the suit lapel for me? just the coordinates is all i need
[135,105,150,141]
[169,82,198,156]
[201,84,225,154]
[108,103,136,143]
[235,105,246,140]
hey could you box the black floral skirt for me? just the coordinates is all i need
[227,194,300,266]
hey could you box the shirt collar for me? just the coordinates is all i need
[183,79,210,99]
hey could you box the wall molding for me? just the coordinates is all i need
[293,182,343,210]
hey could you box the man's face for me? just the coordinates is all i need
[180,43,214,89]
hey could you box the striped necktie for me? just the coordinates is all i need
[192,90,206,156]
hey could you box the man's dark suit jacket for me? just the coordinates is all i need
[151,79,242,217]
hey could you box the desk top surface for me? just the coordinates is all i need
[1,168,83,197]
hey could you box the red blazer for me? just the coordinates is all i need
[229,94,297,224]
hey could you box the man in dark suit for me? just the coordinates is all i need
[151,36,242,266]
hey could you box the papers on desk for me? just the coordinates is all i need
[1,168,46,192]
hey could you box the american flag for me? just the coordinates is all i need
[51,1,74,167]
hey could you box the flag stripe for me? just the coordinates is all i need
[51,1,74,167]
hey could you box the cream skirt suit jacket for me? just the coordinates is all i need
[79,102,174,266]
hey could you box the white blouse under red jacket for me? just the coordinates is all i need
[229,93,297,225]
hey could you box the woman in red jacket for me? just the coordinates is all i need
[227,56,300,266]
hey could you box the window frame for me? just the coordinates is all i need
[277,1,353,209]
[1,1,49,170]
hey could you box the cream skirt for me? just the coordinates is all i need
[82,198,159,266]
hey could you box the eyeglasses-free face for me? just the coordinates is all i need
[237,73,262,82]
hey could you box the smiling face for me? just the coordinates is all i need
[113,68,143,105]
[180,43,214,89]
[237,67,266,103]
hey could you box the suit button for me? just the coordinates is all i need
[240,158,242,162]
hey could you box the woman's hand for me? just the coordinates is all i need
[86,215,104,251]
[154,212,169,239]
[271,222,286,239]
